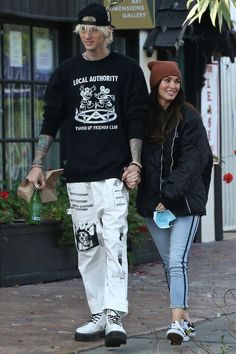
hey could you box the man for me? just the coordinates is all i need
[26,2,148,348]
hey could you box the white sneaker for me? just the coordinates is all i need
[74,312,106,341]
[166,320,186,345]
[105,309,127,347]
[181,319,196,342]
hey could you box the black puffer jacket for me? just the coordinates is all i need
[137,104,213,217]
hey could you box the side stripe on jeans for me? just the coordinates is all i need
[182,216,200,307]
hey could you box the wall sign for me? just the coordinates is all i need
[104,0,155,29]
[9,31,23,67]
[201,63,220,162]
[35,38,53,72]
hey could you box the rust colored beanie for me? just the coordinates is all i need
[148,60,182,89]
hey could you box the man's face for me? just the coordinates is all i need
[79,27,106,52]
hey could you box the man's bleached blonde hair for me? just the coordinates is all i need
[75,16,114,45]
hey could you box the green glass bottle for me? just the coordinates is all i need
[29,188,41,224]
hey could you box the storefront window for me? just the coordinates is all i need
[5,142,32,181]
[0,145,2,181]
[34,84,46,137]
[0,85,2,180]
[0,28,2,78]
[34,84,60,170]
[33,27,58,81]
[3,24,30,81]
[4,84,31,181]
[1,23,59,182]
[0,84,2,138]
[34,84,59,138]
[4,84,31,139]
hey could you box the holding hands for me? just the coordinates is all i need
[122,163,141,189]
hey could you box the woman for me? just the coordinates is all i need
[136,60,213,345]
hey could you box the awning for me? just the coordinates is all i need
[143,0,188,56]
[144,26,187,55]
[143,0,236,62]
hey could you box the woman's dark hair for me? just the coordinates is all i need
[144,81,185,144]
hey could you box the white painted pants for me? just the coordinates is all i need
[67,178,129,315]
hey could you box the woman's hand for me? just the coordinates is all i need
[155,202,166,212]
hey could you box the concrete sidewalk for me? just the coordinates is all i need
[0,234,236,354]
[83,315,236,354]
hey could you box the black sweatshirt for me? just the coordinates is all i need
[41,52,149,182]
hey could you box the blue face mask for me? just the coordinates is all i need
[153,210,176,229]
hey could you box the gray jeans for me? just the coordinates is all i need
[146,215,200,309]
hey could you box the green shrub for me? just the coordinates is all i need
[0,182,147,252]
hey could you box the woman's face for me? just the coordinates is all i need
[158,76,181,109]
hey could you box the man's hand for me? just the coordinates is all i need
[26,167,46,189]
[27,134,53,189]
[122,164,141,189]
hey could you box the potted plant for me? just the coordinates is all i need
[0,183,160,287]
[0,182,79,287]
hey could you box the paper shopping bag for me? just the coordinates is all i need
[17,168,64,203]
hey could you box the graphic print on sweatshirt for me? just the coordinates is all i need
[75,84,116,124]
[73,74,118,125]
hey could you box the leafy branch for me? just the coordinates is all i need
[106,0,124,10]
[184,0,236,32]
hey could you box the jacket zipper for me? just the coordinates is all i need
[170,126,178,172]
[160,145,163,194]
[184,196,191,213]
[160,127,177,200]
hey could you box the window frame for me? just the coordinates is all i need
[0,17,66,183]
